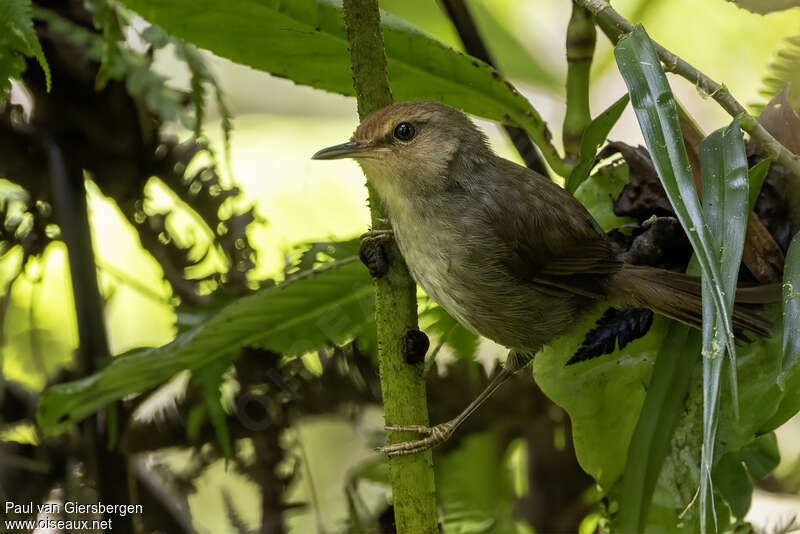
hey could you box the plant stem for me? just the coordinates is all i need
[578,0,800,179]
[48,142,133,532]
[341,1,439,533]
[563,2,596,161]
[439,0,549,175]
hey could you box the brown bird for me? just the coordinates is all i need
[312,101,776,456]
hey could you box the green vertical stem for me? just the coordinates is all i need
[563,2,596,161]
[341,1,439,533]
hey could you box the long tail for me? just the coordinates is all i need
[609,265,779,339]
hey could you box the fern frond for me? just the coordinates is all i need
[140,24,233,169]
[0,0,51,100]
[754,33,800,113]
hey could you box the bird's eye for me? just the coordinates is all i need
[393,122,416,141]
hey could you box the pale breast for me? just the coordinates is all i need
[389,199,587,353]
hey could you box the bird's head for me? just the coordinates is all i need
[312,101,489,201]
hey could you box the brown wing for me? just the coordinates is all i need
[489,159,621,299]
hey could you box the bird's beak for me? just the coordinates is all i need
[311,141,373,160]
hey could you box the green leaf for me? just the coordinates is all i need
[729,0,800,15]
[698,119,749,531]
[755,34,800,112]
[747,158,772,212]
[116,0,561,170]
[37,258,374,434]
[573,158,635,232]
[436,432,523,534]
[712,452,751,520]
[616,323,696,534]
[566,94,630,193]
[192,359,234,461]
[84,0,126,90]
[0,0,50,99]
[380,0,559,90]
[614,25,737,370]
[780,231,800,387]
[419,305,479,362]
[33,7,185,125]
[714,433,780,520]
[534,310,669,490]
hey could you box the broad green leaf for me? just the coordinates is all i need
[534,310,669,490]
[573,158,635,232]
[616,323,696,534]
[698,119,749,531]
[712,452,751,520]
[739,432,780,481]
[780,231,800,387]
[566,95,630,193]
[379,0,560,90]
[116,0,559,170]
[614,25,737,369]
[436,432,525,534]
[37,258,374,434]
[712,431,779,520]
[0,0,50,99]
[747,158,772,212]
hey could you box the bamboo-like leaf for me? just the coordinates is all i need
[614,24,738,400]
[566,94,630,193]
[193,359,234,461]
[698,119,749,532]
[616,323,697,534]
[37,258,374,434]
[780,232,800,387]
[116,0,566,173]
[747,158,772,212]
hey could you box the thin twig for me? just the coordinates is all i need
[578,0,800,179]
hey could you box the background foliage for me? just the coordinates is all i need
[2,0,800,533]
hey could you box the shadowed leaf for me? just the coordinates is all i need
[37,258,374,434]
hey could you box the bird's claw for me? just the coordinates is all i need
[377,422,455,456]
[360,228,394,244]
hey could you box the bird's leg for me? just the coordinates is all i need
[378,351,532,456]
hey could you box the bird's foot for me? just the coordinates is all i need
[360,227,394,244]
[377,421,456,456]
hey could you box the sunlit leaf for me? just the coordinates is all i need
[37,258,374,434]
[116,0,553,150]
